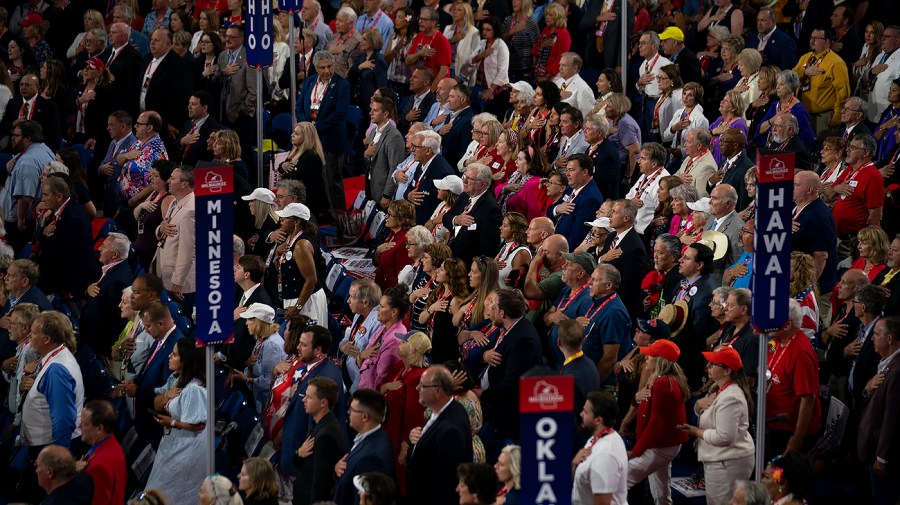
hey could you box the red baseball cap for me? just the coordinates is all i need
[18,13,44,27]
[702,346,743,371]
[640,339,680,362]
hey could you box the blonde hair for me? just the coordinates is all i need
[83,9,105,30]
[723,89,747,118]
[452,0,476,29]
[213,130,242,160]
[400,340,429,368]
[500,445,522,490]
[251,200,279,230]
[481,119,503,147]
[515,0,534,18]
[290,122,326,164]
[648,356,691,402]
[273,18,288,43]
[544,3,566,28]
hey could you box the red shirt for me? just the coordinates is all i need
[832,163,885,236]
[410,31,452,78]
[84,436,127,505]
[532,26,571,77]
[765,330,823,433]
[633,375,689,457]
[375,229,414,290]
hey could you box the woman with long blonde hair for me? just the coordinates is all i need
[278,122,329,223]
[444,0,481,82]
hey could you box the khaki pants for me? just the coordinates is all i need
[703,455,756,505]
[627,445,681,505]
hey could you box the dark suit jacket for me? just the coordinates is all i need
[678,275,719,390]
[600,229,648,318]
[225,285,274,370]
[280,359,345,477]
[142,51,194,135]
[293,411,348,505]
[398,91,436,134]
[442,190,503,264]
[669,47,702,87]
[279,53,318,91]
[79,261,134,358]
[480,317,542,439]
[440,107,474,167]
[708,153,753,211]
[0,96,62,151]
[174,115,223,166]
[546,180,604,247]
[858,356,899,467]
[767,135,811,170]
[562,355,601,423]
[0,287,53,363]
[107,43,143,116]
[333,428,394,505]
[407,400,474,505]
[590,140,621,200]
[849,324,881,411]
[405,154,454,225]
[35,201,99,299]
[134,328,182,444]
[297,75,351,153]
[745,29,798,72]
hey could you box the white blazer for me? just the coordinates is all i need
[444,24,481,81]
[472,38,510,88]
[662,105,710,156]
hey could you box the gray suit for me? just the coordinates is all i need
[704,211,743,267]
[365,123,406,201]
[217,47,259,124]
[555,130,589,163]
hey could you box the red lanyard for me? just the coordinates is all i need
[778,97,796,115]
[713,380,734,399]
[584,293,617,320]
[588,427,615,449]
[493,327,510,348]
[556,283,589,312]
[348,318,364,345]
[644,54,661,75]
[767,335,795,375]
[635,167,665,197]
[295,358,324,384]
[684,149,710,174]
[496,242,520,262]
[363,11,383,32]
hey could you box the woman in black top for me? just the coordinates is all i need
[195,31,224,120]
[237,457,279,505]
[279,122,330,224]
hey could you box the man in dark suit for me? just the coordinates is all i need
[438,83,475,168]
[217,25,259,169]
[405,130,455,225]
[558,319,601,423]
[599,199,648,319]
[121,301,182,446]
[80,233,134,358]
[297,51,351,218]
[828,96,872,144]
[34,177,99,301]
[407,365,474,505]
[659,27,701,86]
[441,163,503,264]
[398,67,436,134]
[846,285,887,412]
[673,243,720,391]
[707,129,753,210]
[106,23,143,116]
[225,255,274,370]
[174,91,222,166]
[479,289,543,440]
[704,184,744,267]
[546,153,604,247]
[279,29,318,94]
[294,377,348,505]
[0,74,61,152]
[280,325,345,478]
[366,96,407,204]
[333,389,394,505]
[141,28,193,149]
[746,8,799,71]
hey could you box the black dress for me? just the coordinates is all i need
[281,150,331,224]
[430,304,460,364]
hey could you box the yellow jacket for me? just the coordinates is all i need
[793,50,850,125]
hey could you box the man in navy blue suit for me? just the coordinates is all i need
[279,325,345,478]
[745,8,798,71]
[80,233,134,359]
[546,153,604,247]
[438,83,474,168]
[120,301,181,447]
[333,389,394,505]
[297,51,351,220]
[404,130,454,225]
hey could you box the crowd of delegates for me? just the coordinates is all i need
[2,0,900,505]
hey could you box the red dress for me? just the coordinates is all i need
[382,364,427,494]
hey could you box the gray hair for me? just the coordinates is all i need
[847,96,867,114]
[656,234,682,259]
[782,113,799,133]
[472,112,498,129]
[353,278,382,306]
[417,130,442,153]
[561,52,583,70]
[853,133,877,157]
[690,128,712,148]
[113,5,134,21]
[776,70,801,94]
[708,25,730,41]
[717,184,739,205]
[44,161,69,175]
[595,263,621,290]
[406,225,434,249]
[617,199,638,223]
[43,176,71,199]
[759,7,776,21]
[642,31,660,47]
[787,298,803,328]
[312,50,335,67]
[856,283,887,315]
[409,121,433,133]
[735,481,772,505]
[712,286,733,304]
[89,28,108,45]
[513,84,534,105]
[275,179,307,202]
[584,114,610,136]
[468,163,493,185]
[670,183,700,203]
[106,232,131,259]
[232,234,245,257]
[337,6,358,22]
[731,287,752,309]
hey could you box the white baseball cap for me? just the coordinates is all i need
[275,202,311,220]
[434,175,464,195]
[239,303,276,323]
[241,188,276,204]
[584,217,614,231]
[686,197,711,214]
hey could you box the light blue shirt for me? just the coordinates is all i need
[391,154,416,200]
[341,309,383,392]
[356,10,394,55]
[0,143,54,223]
[729,251,753,289]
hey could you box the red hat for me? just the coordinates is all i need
[86,57,107,72]
[702,346,743,371]
[18,13,44,27]
[640,339,680,362]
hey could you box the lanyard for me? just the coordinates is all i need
[588,427,615,450]
[635,167,665,197]
[363,11,383,32]
[584,293,618,320]
[294,358,325,384]
[684,149,710,174]
[767,335,795,376]
[556,283,589,312]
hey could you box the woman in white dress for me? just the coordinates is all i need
[146,338,208,505]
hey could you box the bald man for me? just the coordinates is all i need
[707,128,753,209]
[526,217,555,250]
[793,169,839,323]
[524,234,569,325]
[424,77,458,129]
[823,269,869,405]
[36,445,94,503]
[0,74,61,151]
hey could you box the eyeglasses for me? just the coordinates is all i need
[471,129,483,135]
[135,122,151,126]
[411,144,426,150]
[406,242,418,248]
[842,106,862,113]
[739,227,753,235]
[810,35,828,41]
[545,180,566,187]
[417,383,441,389]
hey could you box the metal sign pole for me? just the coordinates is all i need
[620,0,628,91]
[257,69,265,188]
[288,14,297,127]
[206,345,216,476]
[755,333,767,480]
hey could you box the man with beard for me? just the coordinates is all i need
[766,113,811,170]
[545,252,595,368]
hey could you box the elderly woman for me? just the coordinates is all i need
[358,284,410,391]
[762,453,814,505]
[575,217,614,259]
[605,93,642,179]
[650,65,684,145]
[422,258,471,362]
[397,225,435,289]
[444,1,481,83]
[275,203,328,324]
[374,200,416,290]
[734,49,763,110]
[681,198,712,247]
[709,90,748,164]
[697,26,727,80]
[409,243,453,331]
[349,28,388,114]
[464,118,503,169]
[755,70,815,148]
[532,3,571,82]
[497,144,552,218]
[237,457,278,505]
[231,304,287,414]
[495,445,521,504]
[495,213,531,289]
[662,82,709,161]
[668,175,701,236]
[503,82,534,132]
[706,286,733,347]
[706,35,744,101]
[200,475,244,505]
[819,137,849,188]
[851,225,892,281]
[738,167,757,221]
[677,347,755,505]
[426,175,464,242]
[591,68,624,118]
[242,188,279,259]
[67,9,105,59]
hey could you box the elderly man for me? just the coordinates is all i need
[386,122,430,204]
[634,31,672,137]
[649,234,684,315]
[554,107,589,168]
[723,219,755,289]
[578,264,632,385]
[585,113,621,199]
[553,53,596,117]
[79,400,127,505]
[0,74,61,151]
[141,29,193,140]
[832,134,885,254]
[300,0,333,51]
[708,128,752,209]
[111,5,150,57]
[404,129,454,224]
[281,29,318,92]
[407,7,452,88]
[442,163,502,263]
[35,445,94,504]
[328,7,363,78]
[599,199,648,318]
[658,27,701,85]
[792,27,850,133]
[439,84,475,167]
[793,170,839,321]
[524,233,568,321]
[823,270,868,402]
[218,25,258,162]
[1,260,53,319]
[117,111,167,211]
[338,279,382,392]
[845,285,887,412]
[366,95,406,203]
[0,120,54,252]
[718,288,757,385]
[154,167,196,309]
[297,51,351,218]
[675,128,717,197]
[766,299,823,457]
[704,184,743,265]
[867,25,900,123]
[625,142,669,234]
[106,23,143,115]
[831,96,871,141]
[548,154,604,246]
[546,251,595,368]
[767,113,811,170]
[398,67,436,134]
